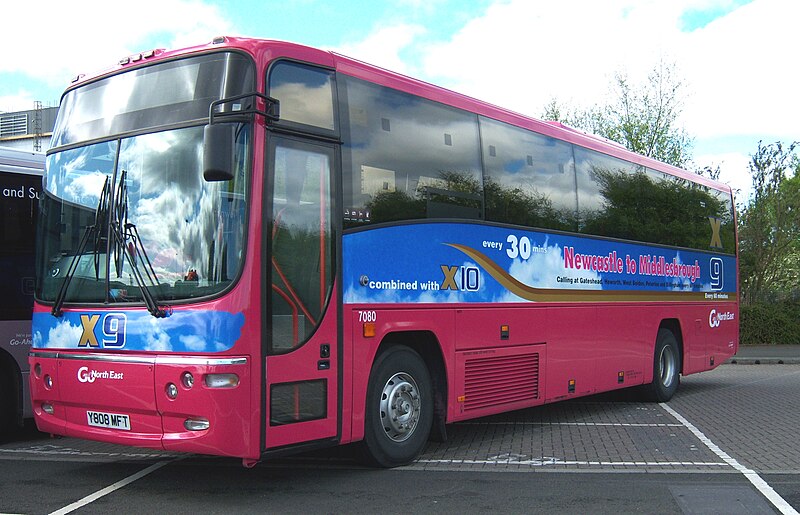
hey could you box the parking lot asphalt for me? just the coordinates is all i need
[2,362,799,514]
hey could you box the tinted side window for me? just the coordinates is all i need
[481,116,577,231]
[269,62,336,132]
[0,171,40,319]
[341,76,482,226]
[575,146,735,253]
[709,187,736,253]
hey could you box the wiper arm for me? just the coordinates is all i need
[51,224,96,317]
[109,171,167,318]
[51,177,112,317]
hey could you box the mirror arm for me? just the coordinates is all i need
[208,92,279,126]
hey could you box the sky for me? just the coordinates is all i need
[1,0,797,204]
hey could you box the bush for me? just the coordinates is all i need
[740,301,800,345]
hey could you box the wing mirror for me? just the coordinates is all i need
[203,123,236,182]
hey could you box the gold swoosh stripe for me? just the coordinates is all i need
[445,243,732,303]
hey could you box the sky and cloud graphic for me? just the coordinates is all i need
[32,310,245,352]
[343,223,735,305]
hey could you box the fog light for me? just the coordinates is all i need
[42,403,54,414]
[44,375,53,389]
[166,383,178,399]
[204,373,239,388]
[181,372,194,389]
[184,418,210,431]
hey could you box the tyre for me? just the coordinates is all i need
[642,328,681,402]
[359,346,433,468]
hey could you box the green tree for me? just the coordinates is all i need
[738,141,800,304]
[543,60,693,168]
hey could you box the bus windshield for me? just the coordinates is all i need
[37,51,255,308]
[36,123,249,306]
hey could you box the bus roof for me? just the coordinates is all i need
[0,146,45,176]
[68,36,732,195]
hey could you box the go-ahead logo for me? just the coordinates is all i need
[77,366,124,383]
[709,309,735,328]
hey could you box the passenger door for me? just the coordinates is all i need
[264,136,338,449]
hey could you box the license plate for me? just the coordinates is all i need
[86,410,131,431]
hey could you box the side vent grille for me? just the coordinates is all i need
[463,353,539,411]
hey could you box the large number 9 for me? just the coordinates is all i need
[103,314,128,347]
[709,257,723,291]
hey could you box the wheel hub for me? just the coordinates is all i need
[380,373,421,442]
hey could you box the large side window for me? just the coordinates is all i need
[341,76,482,227]
[575,146,735,253]
[0,171,40,320]
[480,116,577,231]
[575,147,647,241]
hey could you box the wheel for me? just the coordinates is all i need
[642,328,681,402]
[359,346,433,468]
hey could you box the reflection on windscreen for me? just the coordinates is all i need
[37,125,249,304]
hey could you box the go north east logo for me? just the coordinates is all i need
[77,366,124,383]
[709,309,735,328]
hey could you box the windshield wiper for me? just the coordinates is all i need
[109,171,167,318]
[51,176,112,317]
[51,172,168,318]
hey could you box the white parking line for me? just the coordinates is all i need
[416,458,726,467]
[48,459,175,515]
[460,421,684,427]
[661,403,799,515]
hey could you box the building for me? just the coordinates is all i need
[0,104,59,152]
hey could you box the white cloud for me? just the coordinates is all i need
[143,319,172,351]
[692,151,753,203]
[679,0,800,139]
[46,320,83,348]
[422,0,794,139]
[179,334,206,351]
[337,0,796,184]
[0,91,37,113]
[333,24,426,76]
[1,0,233,96]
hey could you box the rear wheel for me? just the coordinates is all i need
[360,346,432,468]
[642,328,681,402]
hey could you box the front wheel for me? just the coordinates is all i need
[642,328,681,402]
[359,346,433,468]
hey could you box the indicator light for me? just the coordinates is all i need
[205,373,239,388]
[363,322,376,338]
[34,363,41,378]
